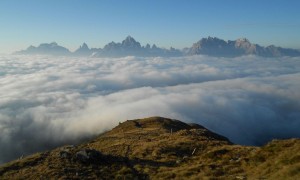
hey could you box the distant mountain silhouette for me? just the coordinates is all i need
[92,36,182,57]
[188,37,300,57]
[73,43,93,56]
[15,36,300,57]
[15,42,71,56]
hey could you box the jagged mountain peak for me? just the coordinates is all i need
[201,36,226,42]
[234,38,253,50]
[207,36,222,40]
[122,36,137,44]
[80,43,89,49]
[236,38,250,43]
[196,37,228,48]
[74,42,91,56]
[124,35,135,41]
[121,35,141,48]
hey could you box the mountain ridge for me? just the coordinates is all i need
[14,36,300,57]
[16,42,71,56]
[1,116,299,179]
[188,36,300,57]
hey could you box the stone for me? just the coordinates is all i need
[59,151,71,159]
[75,149,102,163]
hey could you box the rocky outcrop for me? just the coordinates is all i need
[75,149,103,163]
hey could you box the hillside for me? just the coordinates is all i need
[0,117,299,179]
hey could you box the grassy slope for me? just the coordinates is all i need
[0,117,299,179]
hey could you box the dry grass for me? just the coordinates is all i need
[0,117,299,179]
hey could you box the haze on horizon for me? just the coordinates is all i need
[0,0,300,53]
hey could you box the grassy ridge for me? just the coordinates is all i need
[1,117,299,179]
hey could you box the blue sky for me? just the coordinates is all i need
[0,0,300,53]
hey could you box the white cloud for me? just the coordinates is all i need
[0,54,300,163]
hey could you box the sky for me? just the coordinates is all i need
[0,0,300,53]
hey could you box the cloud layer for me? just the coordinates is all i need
[1,54,300,163]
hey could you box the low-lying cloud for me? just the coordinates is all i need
[1,54,300,163]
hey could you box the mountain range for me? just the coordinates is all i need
[15,36,300,57]
[1,117,299,179]
[16,42,71,56]
[188,37,300,57]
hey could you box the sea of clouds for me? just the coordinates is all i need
[1,54,300,163]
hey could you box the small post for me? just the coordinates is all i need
[170,128,173,135]
[192,148,197,155]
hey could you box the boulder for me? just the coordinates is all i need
[75,149,103,163]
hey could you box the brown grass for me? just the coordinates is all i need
[0,117,299,179]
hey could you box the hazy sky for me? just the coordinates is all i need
[0,0,300,53]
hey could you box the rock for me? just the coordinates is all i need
[59,151,71,159]
[75,149,103,163]
[58,145,74,159]
[182,156,189,160]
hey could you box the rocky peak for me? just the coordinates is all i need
[234,38,252,49]
[196,37,228,48]
[152,44,158,49]
[103,41,121,50]
[74,43,91,55]
[124,35,135,42]
[202,37,225,43]
[80,43,89,50]
[121,36,141,49]
[236,38,250,43]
